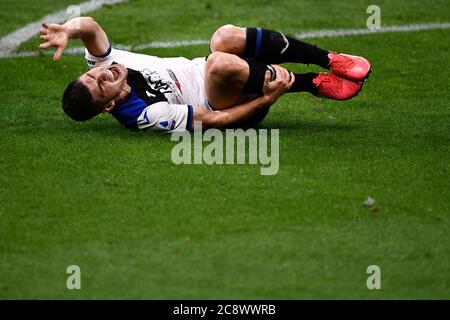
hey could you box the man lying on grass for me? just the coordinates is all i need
[39,17,371,132]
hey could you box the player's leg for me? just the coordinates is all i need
[205,52,318,110]
[210,25,371,82]
[210,25,328,67]
[205,51,362,117]
[204,52,258,110]
[204,52,272,127]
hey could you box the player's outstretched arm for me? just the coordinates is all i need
[39,17,109,62]
[193,67,294,129]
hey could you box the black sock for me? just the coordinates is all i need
[245,27,330,68]
[288,73,319,94]
[242,58,275,96]
[243,59,318,96]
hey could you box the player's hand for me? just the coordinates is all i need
[39,22,69,62]
[262,65,295,105]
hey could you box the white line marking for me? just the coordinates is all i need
[294,22,450,39]
[0,0,126,56]
[134,39,210,50]
[1,21,449,59]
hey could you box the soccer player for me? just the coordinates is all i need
[39,17,371,132]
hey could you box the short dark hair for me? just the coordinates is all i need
[62,79,102,121]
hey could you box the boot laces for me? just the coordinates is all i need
[318,74,342,94]
[330,54,356,71]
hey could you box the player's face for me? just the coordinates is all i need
[79,64,128,108]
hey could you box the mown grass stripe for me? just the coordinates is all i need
[1,22,449,59]
[0,0,126,55]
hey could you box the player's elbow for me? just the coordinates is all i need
[80,16,101,30]
[83,16,96,24]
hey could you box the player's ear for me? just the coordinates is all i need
[102,100,115,113]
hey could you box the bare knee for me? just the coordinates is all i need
[206,52,247,82]
[210,24,246,54]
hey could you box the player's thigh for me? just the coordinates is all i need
[205,52,256,110]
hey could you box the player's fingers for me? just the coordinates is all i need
[276,65,288,82]
[264,70,271,84]
[39,42,52,49]
[287,72,295,90]
[282,68,289,82]
[49,23,62,32]
[41,22,49,29]
[283,68,290,81]
[39,27,47,35]
[263,70,276,93]
[281,68,289,81]
[270,66,281,83]
[271,65,280,75]
[276,69,286,85]
[40,35,49,41]
[53,47,63,62]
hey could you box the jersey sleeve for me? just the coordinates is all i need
[85,45,117,69]
[136,102,193,133]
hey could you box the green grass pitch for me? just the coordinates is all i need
[0,0,449,299]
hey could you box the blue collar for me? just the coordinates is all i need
[110,88,148,130]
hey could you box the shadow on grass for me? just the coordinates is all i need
[64,120,359,141]
[11,115,359,142]
[260,119,358,133]
[56,120,168,141]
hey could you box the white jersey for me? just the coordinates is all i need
[85,47,209,132]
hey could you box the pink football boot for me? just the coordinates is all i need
[328,52,371,82]
[313,73,362,100]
